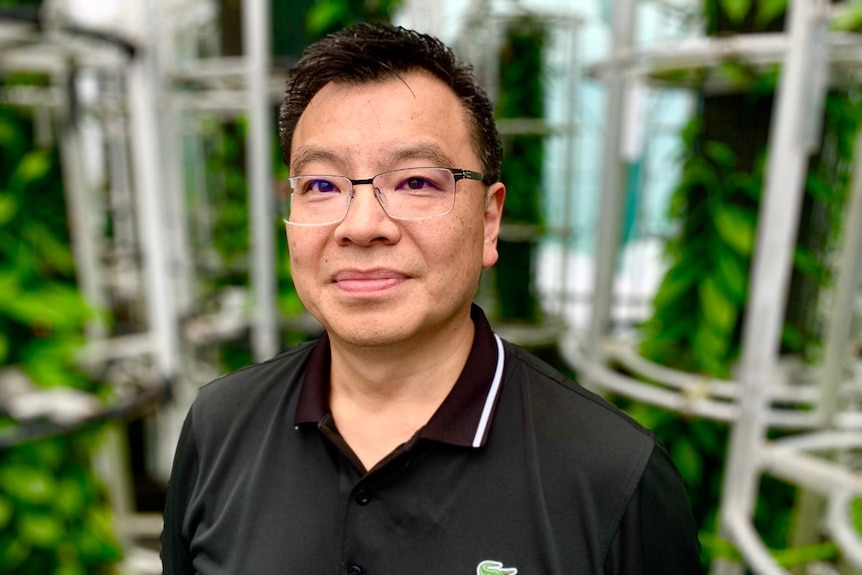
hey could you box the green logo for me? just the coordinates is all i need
[477,559,518,575]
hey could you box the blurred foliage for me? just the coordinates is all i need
[0,86,121,572]
[640,80,862,376]
[494,14,547,323]
[706,0,787,31]
[0,434,122,574]
[630,2,862,570]
[306,0,404,40]
[834,2,862,32]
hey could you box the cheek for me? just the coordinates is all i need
[286,233,317,282]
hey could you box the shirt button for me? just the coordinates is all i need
[347,564,363,575]
[354,489,373,506]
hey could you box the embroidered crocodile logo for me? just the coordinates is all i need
[477,559,518,575]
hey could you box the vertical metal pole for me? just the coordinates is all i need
[58,73,108,340]
[243,0,278,361]
[816,130,862,428]
[587,0,635,364]
[559,18,581,322]
[106,72,137,257]
[157,19,194,317]
[127,0,181,379]
[790,131,862,564]
[712,1,826,573]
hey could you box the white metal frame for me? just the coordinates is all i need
[568,1,862,573]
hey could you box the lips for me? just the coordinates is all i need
[330,268,409,294]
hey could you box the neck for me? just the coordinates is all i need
[329,313,475,404]
[327,311,476,470]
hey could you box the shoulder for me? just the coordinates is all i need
[191,339,318,427]
[499,341,658,497]
[503,341,653,445]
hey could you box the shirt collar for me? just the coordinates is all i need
[294,304,506,448]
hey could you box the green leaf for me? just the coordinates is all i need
[715,204,757,256]
[852,496,862,532]
[0,464,56,505]
[755,0,787,26]
[805,172,839,203]
[306,0,345,37]
[76,510,122,563]
[0,495,13,529]
[713,62,754,92]
[0,270,21,301]
[714,246,749,305]
[699,276,738,334]
[10,150,52,192]
[833,2,862,32]
[692,320,731,375]
[16,435,67,470]
[2,283,91,332]
[54,478,87,517]
[720,0,753,23]
[772,542,840,567]
[0,535,30,570]
[0,192,17,226]
[699,532,742,561]
[652,252,705,310]
[781,324,805,352]
[54,561,87,575]
[671,437,703,486]
[22,352,88,389]
[793,246,829,284]
[18,512,64,547]
[689,420,726,454]
[22,222,76,274]
[704,140,737,169]
[624,403,678,430]
[679,117,703,149]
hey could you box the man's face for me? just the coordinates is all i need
[287,71,505,349]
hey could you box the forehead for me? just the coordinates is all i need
[290,71,476,174]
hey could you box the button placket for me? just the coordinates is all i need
[354,489,373,506]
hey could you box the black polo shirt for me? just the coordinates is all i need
[162,305,701,574]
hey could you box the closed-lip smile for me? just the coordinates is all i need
[331,268,409,294]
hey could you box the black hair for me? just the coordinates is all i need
[278,22,502,184]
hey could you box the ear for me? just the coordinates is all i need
[482,182,506,269]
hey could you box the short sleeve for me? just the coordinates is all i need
[603,441,703,574]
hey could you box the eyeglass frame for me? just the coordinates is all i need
[283,167,487,226]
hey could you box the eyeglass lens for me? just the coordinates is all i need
[286,167,457,225]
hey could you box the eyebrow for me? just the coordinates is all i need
[290,143,457,176]
[381,143,455,169]
[289,147,343,176]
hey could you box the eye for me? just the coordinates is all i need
[403,176,435,190]
[393,171,447,193]
[301,178,342,195]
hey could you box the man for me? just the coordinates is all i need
[162,22,701,574]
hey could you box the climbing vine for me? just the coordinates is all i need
[631,1,862,569]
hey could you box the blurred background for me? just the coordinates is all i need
[1,0,861,573]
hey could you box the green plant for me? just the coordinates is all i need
[306,0,404,39]
[494,14,548,323]
[0,94,122,573]
[631,3,862,569]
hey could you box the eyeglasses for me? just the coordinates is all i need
[283,166,485,226]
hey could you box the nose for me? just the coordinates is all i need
[334,182,400,246]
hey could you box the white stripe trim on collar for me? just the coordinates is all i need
[472,333,505,448]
